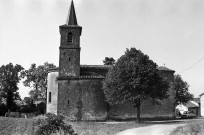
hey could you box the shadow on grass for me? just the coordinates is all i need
[104,117,203,125]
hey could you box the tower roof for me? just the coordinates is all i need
[66,0,78,26]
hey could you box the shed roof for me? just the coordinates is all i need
[185,101,199,108]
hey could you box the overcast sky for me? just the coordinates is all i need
[1,0,204,98]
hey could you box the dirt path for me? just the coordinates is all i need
[116,124,184,135]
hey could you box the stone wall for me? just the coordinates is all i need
[58,78,107,120]
[59,48,80,77]
[46,71,59,114]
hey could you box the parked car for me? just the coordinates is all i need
[181,111,197,119]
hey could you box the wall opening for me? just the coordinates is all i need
[49,92,51,103]
[67,32,73,44]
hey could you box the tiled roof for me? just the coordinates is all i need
[48,68,58,73]
[80,65,111,69]
[48,65,174,73]
[157,66,175,72]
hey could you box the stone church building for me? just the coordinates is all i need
[47,1,175,120]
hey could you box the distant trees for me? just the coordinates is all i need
[21,62,56,101]
[0,62,56,115]
[103,57,115,65]
[0,63,24,112]
[173,74,193,106]
[103,48,170,122]
[20,97,36,113]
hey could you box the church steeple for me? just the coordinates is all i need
[66,0,78,26]
[59,0,82,78]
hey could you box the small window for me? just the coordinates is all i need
[49,92,51,103]
[67,32,73,44]
[68,57,71,61]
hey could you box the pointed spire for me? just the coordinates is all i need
[66,0,78,26]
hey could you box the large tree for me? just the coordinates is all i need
[0,63,24,112]
[21,62,56,101]
[103,57,115,65]
[173,74,193,106]
[103,48,170,122]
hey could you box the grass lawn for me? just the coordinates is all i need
[0,117,35,135]
[69,121,150,135]
[0,116,151,135]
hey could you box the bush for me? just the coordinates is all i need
[36,102,46,114]
[0,104,7,116]
[35,113,77,135]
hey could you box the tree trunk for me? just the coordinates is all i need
[36,84,38,101]
[136,104,141,123]
[135,99,141,123]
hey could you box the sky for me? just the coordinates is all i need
[1,0,204,98]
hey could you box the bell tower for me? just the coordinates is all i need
[59,0,82,78]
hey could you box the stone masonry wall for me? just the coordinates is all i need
[59,27,81,77]
[58,79,107,120]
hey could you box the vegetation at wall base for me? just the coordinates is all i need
[35,113,77,135]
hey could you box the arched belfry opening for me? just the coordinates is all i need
[68,32,73,44]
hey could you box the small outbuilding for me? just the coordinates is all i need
[176,100,200,117]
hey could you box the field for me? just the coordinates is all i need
[0,117,150,135]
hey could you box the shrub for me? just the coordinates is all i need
[0,104,7,116]
[35,113,77,135]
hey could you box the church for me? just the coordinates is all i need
[46,0,176,120]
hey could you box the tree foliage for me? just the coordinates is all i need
[103,57,115,65]
[0,63,24,111]
[173,74,193,106]
[21,62,56,101]
[103,48,170,122]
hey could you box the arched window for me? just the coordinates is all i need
[67,32,73,44]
